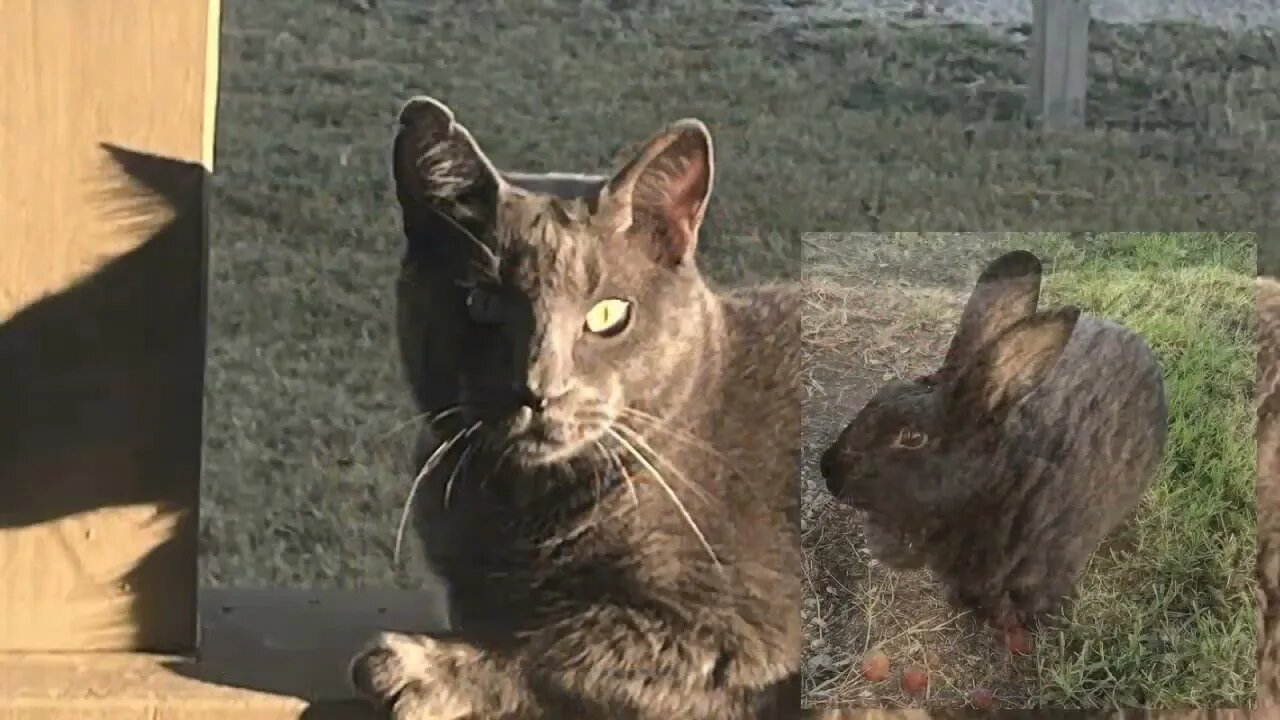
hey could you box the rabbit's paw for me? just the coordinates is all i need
[349,631,473,720]
[862,518,926,570]
[986,611,1033,656]
[1002,624,1032,656]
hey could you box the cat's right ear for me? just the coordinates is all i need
[934,249,1043,380]
[391,96,503,249]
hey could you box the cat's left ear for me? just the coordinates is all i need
[391,96,505,250]
[598,119,714,267]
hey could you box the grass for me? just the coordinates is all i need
[204,0,1270,705]
[799,232,1256,709]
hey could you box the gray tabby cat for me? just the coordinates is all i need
[348,96,800,719]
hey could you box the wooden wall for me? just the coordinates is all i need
[0,0,221,652]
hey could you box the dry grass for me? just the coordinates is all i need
[801,237,1032,708]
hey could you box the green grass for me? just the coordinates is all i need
[1022,233,1256,707]
[207,0,1267,696]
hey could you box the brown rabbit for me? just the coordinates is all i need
[819,249,1168,630]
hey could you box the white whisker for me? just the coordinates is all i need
[482,444,516,489]
[393,421,480,566]
[346,405,463,458]
[593,438,637,507]
[606,428,722,569]
[443,438,479,509]
[619,407,727,463]
[422,204,500,274]
[613,421,712,505]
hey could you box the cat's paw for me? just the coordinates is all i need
[349,631,472,720]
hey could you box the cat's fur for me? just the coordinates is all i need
[349,96,800,719]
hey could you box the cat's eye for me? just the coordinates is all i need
[465,286,503,324]
[891,428,927,450]
[584,298,632,337]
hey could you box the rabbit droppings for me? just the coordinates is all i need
[819,249,1168,638]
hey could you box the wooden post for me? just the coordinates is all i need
[0,0,220,652]
[0,2,434,715]
[1027,0,1090,129]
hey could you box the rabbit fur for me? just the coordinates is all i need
[819,249,1168,623]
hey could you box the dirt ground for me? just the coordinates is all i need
[800,233,1082,709]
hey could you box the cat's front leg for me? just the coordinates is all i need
[349,631,524,720]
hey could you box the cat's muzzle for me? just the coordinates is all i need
[497,406,593,467]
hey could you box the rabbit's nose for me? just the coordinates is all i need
[820,449,842,493]
[824,473,843,497]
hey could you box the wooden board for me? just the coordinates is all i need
[0,0,220,651]
[0,588,436,719]
[1027,0,1090,129]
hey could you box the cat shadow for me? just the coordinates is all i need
[0,143,206,650]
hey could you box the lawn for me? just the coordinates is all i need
[800,232,1256,709]
[204,0,1272,700]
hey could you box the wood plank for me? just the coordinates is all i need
[0,0,220,651]
[0,588,436,719]
[1027,0,1090,129]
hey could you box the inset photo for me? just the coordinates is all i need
[800,232,1256,710]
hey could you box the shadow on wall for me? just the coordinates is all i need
[0,144,207,650]
[0,143,428,717]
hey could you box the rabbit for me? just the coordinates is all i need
[818,249,1168,630]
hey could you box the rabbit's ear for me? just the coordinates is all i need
[935,250,1043,381]
[945,306,1080,427]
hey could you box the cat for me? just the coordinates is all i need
[348,96,801,720]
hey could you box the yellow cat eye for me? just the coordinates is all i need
[892,427,927,450]
[584,298,632,336]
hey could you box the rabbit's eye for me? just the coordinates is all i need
[892,428,928,449]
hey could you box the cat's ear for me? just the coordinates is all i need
[391,96,504,246]
[598,119,714,267]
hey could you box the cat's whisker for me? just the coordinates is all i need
[482,443,517,489]
[443,431,481,509]
[605,428,722,569]
[593,439,638,507]
[612,421,712,505]
[393,421,479,566]
[619,407,728,463]
[421,204,500,274]
[344,405,464,459]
